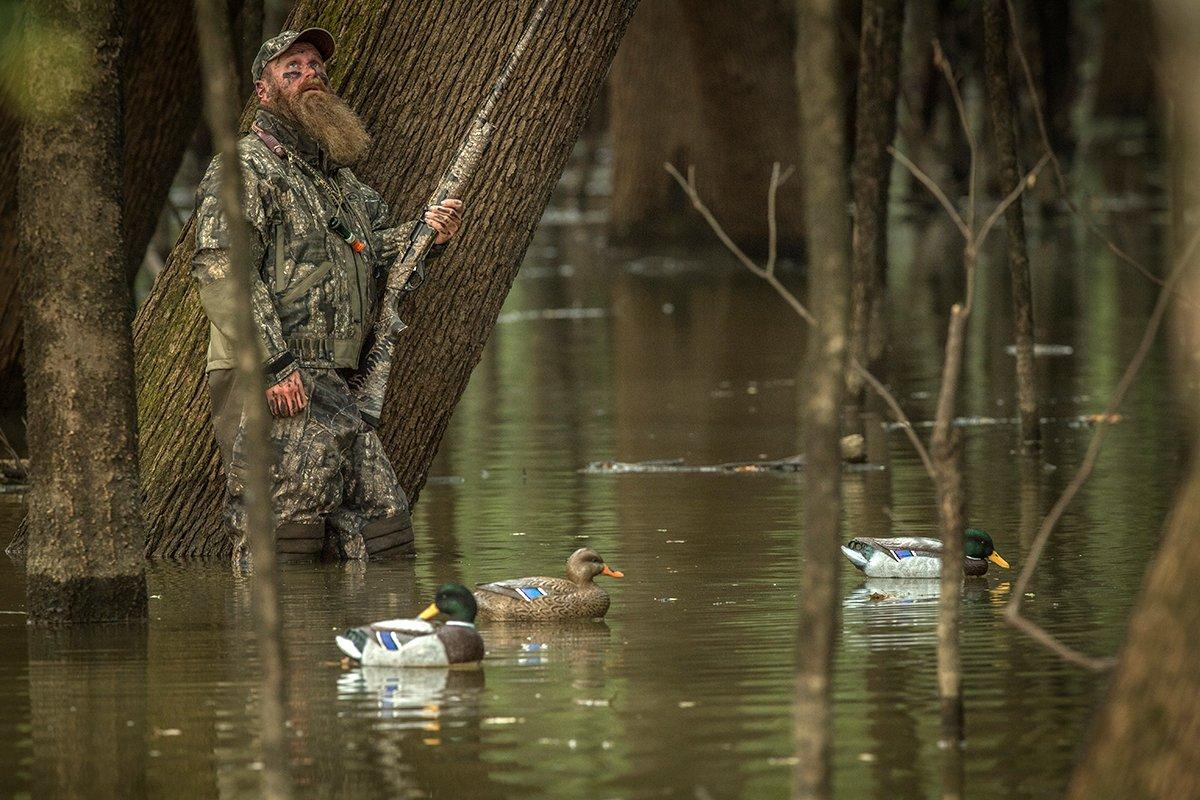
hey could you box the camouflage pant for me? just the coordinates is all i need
[209,368,414,561]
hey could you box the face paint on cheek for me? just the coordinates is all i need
[282,71,301,84]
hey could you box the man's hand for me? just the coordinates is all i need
[266,370,308,417]
[424,198,464,244]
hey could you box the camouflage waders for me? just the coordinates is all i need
[209,368,413,560]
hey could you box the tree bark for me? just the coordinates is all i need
[19,0,147,621]
[0,0,240,399]
[793,1,851,797]
[609,0,804,253]
[983,0,1039,451]
[847,0,903,411]
[128,0,638,559]
[1067,5,1200,796]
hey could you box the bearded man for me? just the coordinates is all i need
[192,29,463,564]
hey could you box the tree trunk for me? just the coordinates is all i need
[609,0,804,253]
[194,0,292,796]
[792,0,851,797]
[933,428,965,799]
[19,0,147,621]
[983,0,1039,451]
[847,0,904,412]
[1068,5,1200,795]
[129,0,639,558]
[0,0,240,399]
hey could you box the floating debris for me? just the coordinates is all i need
[582,456,805,474]
[1005,343,1074,357]
[884,412,1125,432]
[496,307,608,324]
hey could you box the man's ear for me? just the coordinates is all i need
[254,79,269,103]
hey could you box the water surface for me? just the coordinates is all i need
[0,144,1179,799]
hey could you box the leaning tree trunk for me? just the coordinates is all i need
[0,0,241,397]
[847,0,904,413]
[609,0,803,253]
[983,0,1039,451]
[131,0,639,558]
[793,0,851,795]
[20,0,147,621]
[1067,4,1200,796]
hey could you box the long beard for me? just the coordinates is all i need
[273,83,372,166]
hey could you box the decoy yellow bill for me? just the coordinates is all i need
[988,552,1011,569]
[601,565,624,578]
[418,602,440,619]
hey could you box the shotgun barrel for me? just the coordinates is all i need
[352,0,550,429]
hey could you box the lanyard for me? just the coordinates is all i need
[251,123,368,253]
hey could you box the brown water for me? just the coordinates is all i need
[0,147,1181,799]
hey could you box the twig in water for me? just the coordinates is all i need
[1002,222,1200,672]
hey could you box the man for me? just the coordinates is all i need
[192,28,463,563]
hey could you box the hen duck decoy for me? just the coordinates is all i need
[335,583,485,667]
[840,528,1010,578]
[474,547,623,621]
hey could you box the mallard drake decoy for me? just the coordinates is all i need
[473,547,623,621]
[840,528,1010,578]
[335,583,485,667]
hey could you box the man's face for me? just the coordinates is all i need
[255,42,330,108]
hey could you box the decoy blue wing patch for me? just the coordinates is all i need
[376,630,401,651]
[516,586,548,601]
[893,549,913,558]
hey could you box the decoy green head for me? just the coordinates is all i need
[418,583,478,623]
[964,528,1010,568]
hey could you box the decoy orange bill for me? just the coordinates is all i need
[418,602,440,619]
[601,565,624,578]
[988,552,1011,569]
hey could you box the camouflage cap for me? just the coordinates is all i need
[251,28,336,80]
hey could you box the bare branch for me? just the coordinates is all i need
[976,153,1051,249]
[1004,221,1200,671]
[664,163,936,477]
[851,356,936,477]
[933,39,978,232]
[765,162,794,276]
[666,162,768,280]
[888,145,970,239]
[1002,0,1182,298]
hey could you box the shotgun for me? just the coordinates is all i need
[352,0,550,429]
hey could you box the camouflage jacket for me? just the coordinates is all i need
[192,107,441,383]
